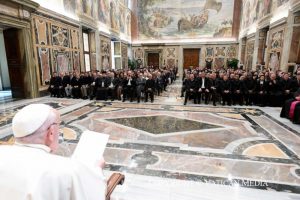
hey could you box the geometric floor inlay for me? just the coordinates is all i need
[106,115,221,134]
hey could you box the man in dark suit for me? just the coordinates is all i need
[95,73,109,100]
[122,71,136,102]
[197,72,211,104]
[209,73,218,106]
[267,73,282,107]
[145,74,155,103]
[184,74,197,105]
[220,75,231,106]
[255,74,268,106]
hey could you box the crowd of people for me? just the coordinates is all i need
[48,67,177,103]
[181,67,300,107]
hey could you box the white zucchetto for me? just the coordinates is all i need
[12,104,52,138]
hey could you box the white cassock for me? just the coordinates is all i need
[0,143,107,200]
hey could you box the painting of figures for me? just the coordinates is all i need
[81,0,94,17]
[119,5,126,33]
[277,0,289,7]
[63,0,77,14]
[98,0,110,25]
[137,0,234,40]
[241,0,259,30]
[110,1,120,31]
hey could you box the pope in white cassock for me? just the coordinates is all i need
[0,104,107,200]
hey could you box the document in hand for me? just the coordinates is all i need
[72,130,109,167]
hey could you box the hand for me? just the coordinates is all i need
[296,97,300,101]
[98,157,106,169]
[205,89,209,92]
[285,90,290,94]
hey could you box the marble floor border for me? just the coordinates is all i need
[106,142,298,165]
[241,114,300,161]
[105,164,300,194]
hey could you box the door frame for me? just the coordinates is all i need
[0,1,39,98]
[183,48,201,69]
[144,49,162,68]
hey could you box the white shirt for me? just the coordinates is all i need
[0,143,106,200]
[128,79,131,86]
[201,78,205,89]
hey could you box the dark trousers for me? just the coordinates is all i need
[232,92,243,105]
[245,92,254,105]
[222,92,231,105]
[145,89,154,102]
[256,92,266,106]
[72,87,81,98]
[184,90,196,105]
[123,86,134,101]
[197,89,209,104]
[108,87,117,100]
[210,89,217,105]
[96,88,108,100]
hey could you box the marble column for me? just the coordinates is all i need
[252,31,260,70]
[178,46,183,79]
[281,11,294,72]
[95,30,101,70]
[22,26,39,98]
[239,38,247,69]
[256,29,268,68]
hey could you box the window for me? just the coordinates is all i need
[112,41,122,69]
[83,32,90,72]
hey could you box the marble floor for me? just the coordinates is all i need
[1,81,300,199]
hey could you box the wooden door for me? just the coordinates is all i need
[148,53,159,68]
[3,28,25,98]
[183,49,200,69]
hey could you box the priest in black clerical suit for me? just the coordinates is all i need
[184,74,197,105]
[220,75,231,106]
[122,73,136,102]
[145,74,155,103]
[255,75,268,106]
[95,73,110,100]
[209,73,218,106]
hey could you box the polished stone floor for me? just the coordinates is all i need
[1,81,300,199]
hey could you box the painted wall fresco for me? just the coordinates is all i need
[98,0,110,25]
[100,36,111,69]
[137,0,234,40]
[241,0,291,31]
[60,0,132,39]
[32,14,81,87]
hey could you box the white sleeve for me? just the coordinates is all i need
[70,160,107,200]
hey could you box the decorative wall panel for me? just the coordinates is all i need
[34,19,48,45]
[51,25,69,47]
[53,50,71,73]
[100,36,111,69]
[121,43,128,68]
[73,51,80,71]
[37,47,51,84]
[70,29,80,49]
[32,14,81,88]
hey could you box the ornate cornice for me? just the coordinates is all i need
[10,0,39,11]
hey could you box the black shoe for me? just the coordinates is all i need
[122,99,125,102]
